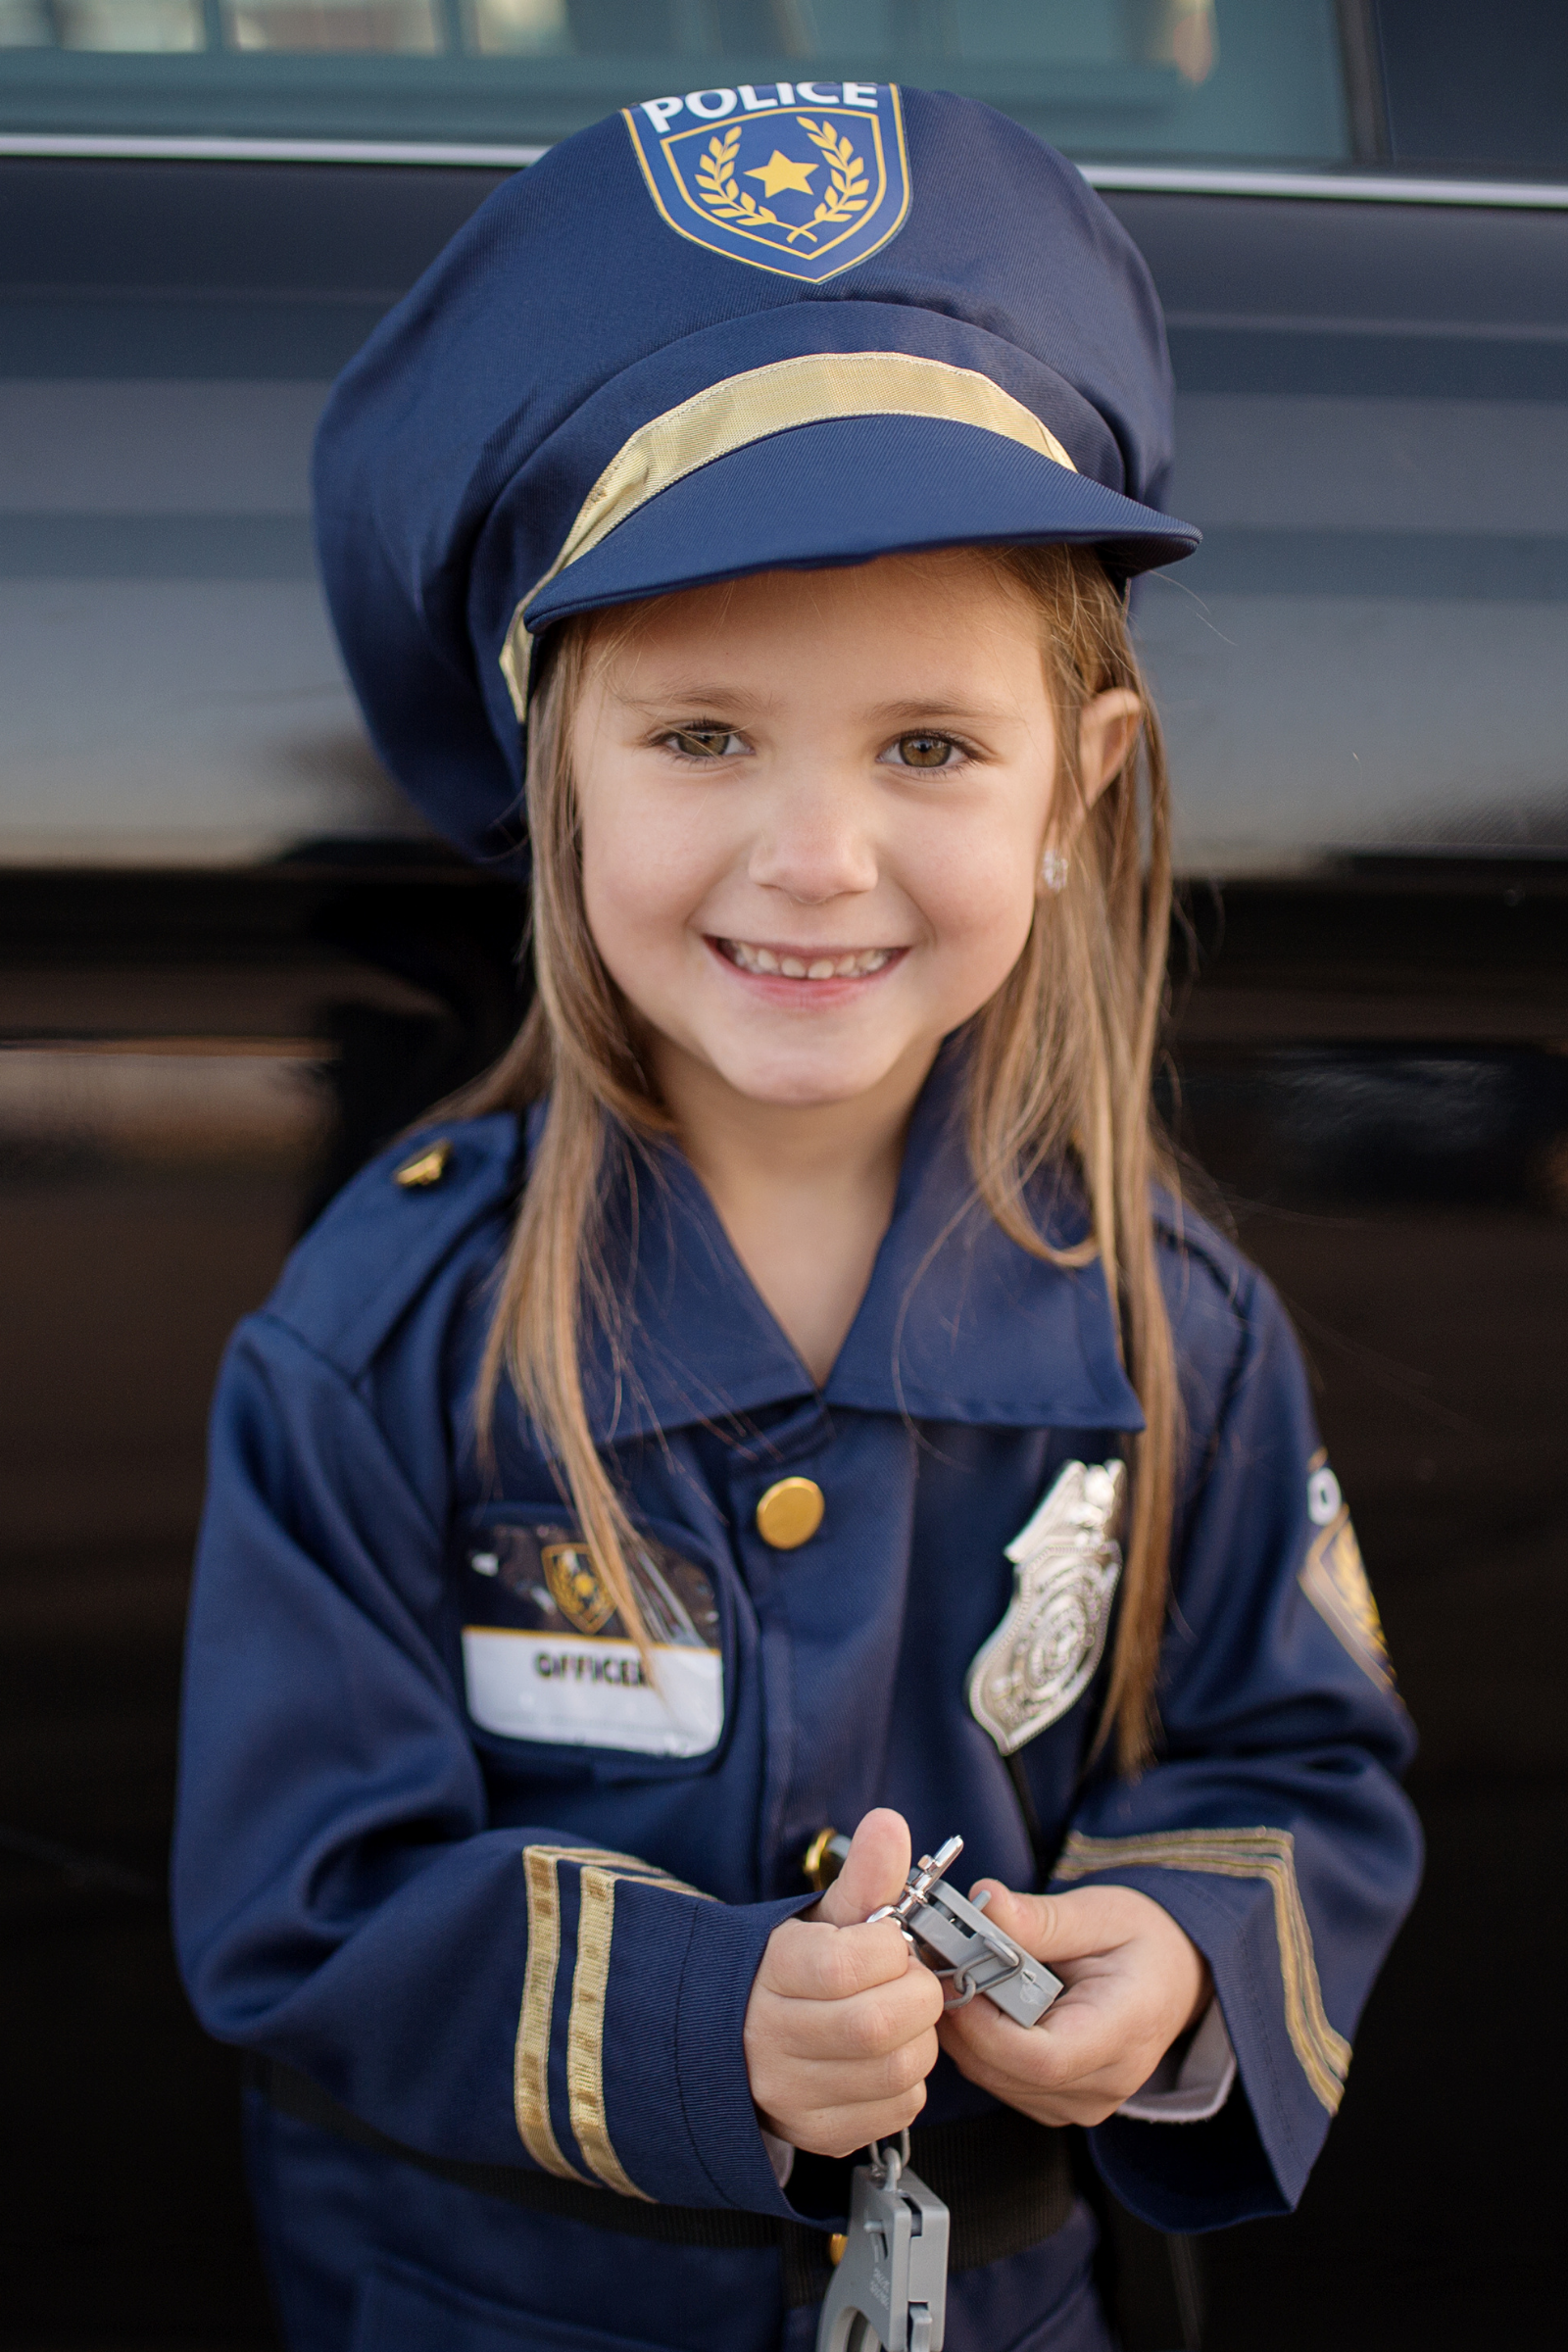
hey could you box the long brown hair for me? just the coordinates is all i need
[461,545,1179,1775]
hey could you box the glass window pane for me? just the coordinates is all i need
[0,0,1353,161]
[48,0,205,51]
[466,0,567,59]
[1379,0,1568,176]
[221,0,441,54]
[0,0,57,43]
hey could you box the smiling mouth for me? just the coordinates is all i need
[714,939,901,981]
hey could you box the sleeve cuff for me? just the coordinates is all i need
[1118,1998,1236,2124]
[1055,1842,1340,2226]
[514,1842,813,2214]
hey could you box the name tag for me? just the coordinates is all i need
[462,1629,722,1757]
[458,1519,724,1760]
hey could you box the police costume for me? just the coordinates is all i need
[174,84,1421,2352]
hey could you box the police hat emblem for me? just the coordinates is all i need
[624,83,910,282]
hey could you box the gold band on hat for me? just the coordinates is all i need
[498,349,1077,716]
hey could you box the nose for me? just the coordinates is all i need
[747,769,880,906]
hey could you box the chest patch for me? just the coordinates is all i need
[461,1521,722,1758]
[966,1460,1126,1754]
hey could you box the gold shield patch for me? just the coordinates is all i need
[622,84,911,283]
[1299,1510,1394,1690]
[542,1541,616,1637]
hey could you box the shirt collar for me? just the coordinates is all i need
[549,1049,1145,1446]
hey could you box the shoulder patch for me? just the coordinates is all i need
[1300,1494,1395,1692]
[266,1114,521,1381]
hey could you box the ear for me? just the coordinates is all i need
[1076,687,1143,811]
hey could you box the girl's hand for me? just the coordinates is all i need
[744,1809,945,2159]
[938,1883,1212,2128]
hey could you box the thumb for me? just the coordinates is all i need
[815,1808,911,1928]
[968,1881,1132,1963]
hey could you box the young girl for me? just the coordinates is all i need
[174,85,1420,2352]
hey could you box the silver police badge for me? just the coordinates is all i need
[966,1460,1126,1754]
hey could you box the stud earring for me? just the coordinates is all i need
[1039,848,1068,894]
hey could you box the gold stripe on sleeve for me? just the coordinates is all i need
[514,1842,668,2178]
[499,350,1078,714]
[566,1867,652,2200]
[515,1847,593,2180]
[564,1858,717,2200]
[1053,1827,1351,2115]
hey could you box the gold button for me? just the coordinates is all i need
[803,1827,849,1894]
[828,2233,848,2268]
[754,1476,824,1550]
[393,1138,451,1189]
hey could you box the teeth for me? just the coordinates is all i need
[724,941,895,980]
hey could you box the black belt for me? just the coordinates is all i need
[250,2058,1076,2310]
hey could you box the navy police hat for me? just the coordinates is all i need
[314,83,1199,867]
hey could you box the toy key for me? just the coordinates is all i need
[869,1836,1064,2028]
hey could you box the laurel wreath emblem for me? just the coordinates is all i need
[695,126,783,228]
[693,115,871,248]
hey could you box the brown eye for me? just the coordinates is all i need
[894,732,956,769]
[670,727,740,759]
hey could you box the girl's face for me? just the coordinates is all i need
[571,551,1129,1114]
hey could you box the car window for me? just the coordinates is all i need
[1116,188,1568,871]
[0,0,1355,159]
[1377,0,1568,176]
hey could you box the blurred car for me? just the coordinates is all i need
[2,7,1565,2347]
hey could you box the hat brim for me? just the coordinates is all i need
[521,413,1199,639]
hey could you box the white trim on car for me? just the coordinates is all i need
[0,132,548,168]
[1082,164,1568,208]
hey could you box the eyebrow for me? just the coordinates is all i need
[609,682,783,713]
[862,699,1023,726]
[609,687,1022,725]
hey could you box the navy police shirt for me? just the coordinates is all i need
[173,1054,1419,2343]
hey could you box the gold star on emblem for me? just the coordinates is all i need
[745,149,818,200]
